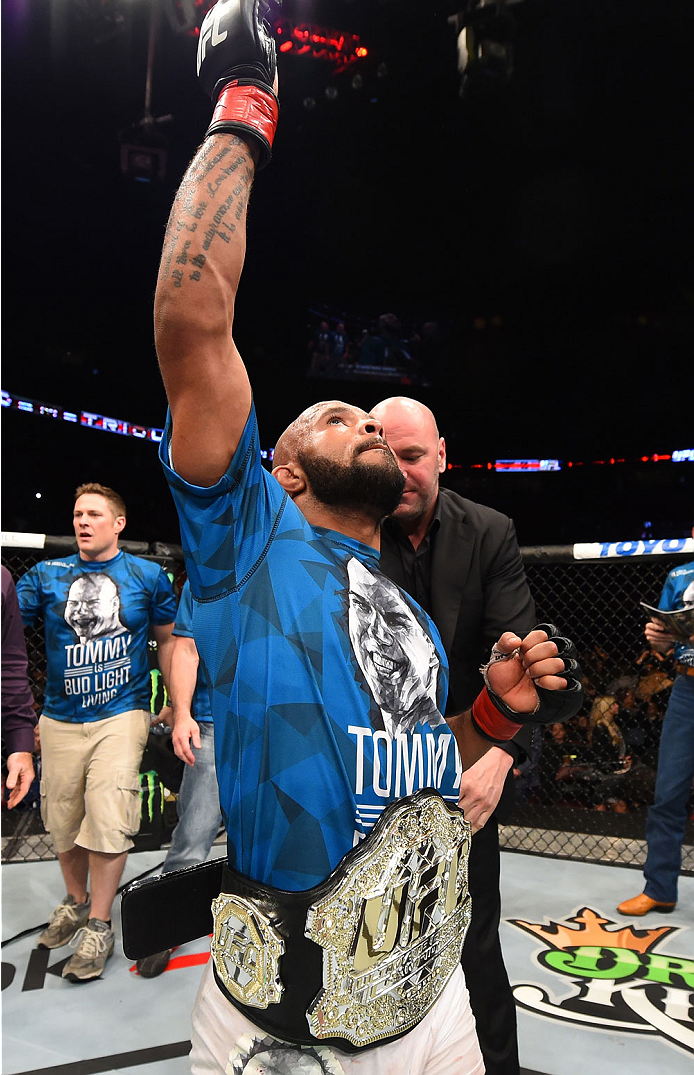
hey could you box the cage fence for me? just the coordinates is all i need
[2,538,692,874]
[505,545,693,873]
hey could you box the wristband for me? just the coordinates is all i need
[206,80,279,169]
[471,686,524,743]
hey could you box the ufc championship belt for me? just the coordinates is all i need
[210,788,472,1051]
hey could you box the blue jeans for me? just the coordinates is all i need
[162,722,223,875]
[644,674,694,902]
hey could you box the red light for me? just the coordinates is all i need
[447,463,452,470]
[279,40,293,51]
[568,461,573,467]
[641,456,649,462]
[487,462,493,470]
[275,20,366,67]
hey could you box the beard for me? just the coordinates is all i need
[298,444,406,523]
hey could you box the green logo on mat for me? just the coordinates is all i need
[509,906,694,1055]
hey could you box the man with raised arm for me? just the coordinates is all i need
[153,3,582,1071]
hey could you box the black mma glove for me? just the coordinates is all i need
[197,0,279,168]
[471,623,583,744]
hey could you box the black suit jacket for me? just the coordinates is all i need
[380,487,537,822]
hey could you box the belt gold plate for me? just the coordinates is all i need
[306,791,472,1047]
[210,893,285,1009]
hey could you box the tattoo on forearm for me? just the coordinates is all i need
[159,135,254,289]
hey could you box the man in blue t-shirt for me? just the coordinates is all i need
[618,527,694,917]
[148,5,581,1068]
[136,580,222,979]
[17,482,177,982]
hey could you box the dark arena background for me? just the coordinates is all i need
[2,3,694,1074]
[2,0,692,545]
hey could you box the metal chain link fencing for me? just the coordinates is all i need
[502,545,693,874]
[2,539,692,873]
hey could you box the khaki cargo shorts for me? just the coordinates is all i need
[39,709,151,854]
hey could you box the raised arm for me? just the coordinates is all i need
[154,0,279,487]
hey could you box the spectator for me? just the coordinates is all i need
[613,686,648,755]
[378,313,412,368]
[618,530,694,915]
[587,696,626,772]
[538,722,595,806]
[17,483,177,981]
[635,652,674,702]
[308,320,331,375]
[357,323,387,367]
[539,722,571,790]
[329,321,348,371]
[511,727,541,802]
[1,565,37,808]
[135,579,222,978]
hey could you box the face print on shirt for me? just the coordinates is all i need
[64,574,125,644]
[346,557,443,736]
[228,1034,346,1074]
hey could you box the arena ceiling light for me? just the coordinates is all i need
[71,0,129,44]
[449,0,527,96]
[275,18,369,73]
[119,0,173,181]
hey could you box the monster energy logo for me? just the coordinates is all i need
[149,668,169,713]
[139,770,164,823]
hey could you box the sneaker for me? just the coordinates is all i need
[136,949,172,978]
[62,918,115,982]
[37,895,91,950]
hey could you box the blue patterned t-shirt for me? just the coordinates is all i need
[173,580,213,722]
[659,560,694,666]
[17,551,177,722]
[160,405,462,890]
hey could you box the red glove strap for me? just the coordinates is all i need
[472,686,524,741]
[209,81,279,149]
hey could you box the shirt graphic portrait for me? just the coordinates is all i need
[346,557,444,736]
[64,573,125,644]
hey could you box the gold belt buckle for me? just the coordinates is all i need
[306,790,471,1047]
[210,893,285,1009]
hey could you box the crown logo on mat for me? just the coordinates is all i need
[510,906,674,955]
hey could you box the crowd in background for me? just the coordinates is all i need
[517,644,679,815]
[307,311,449,386]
